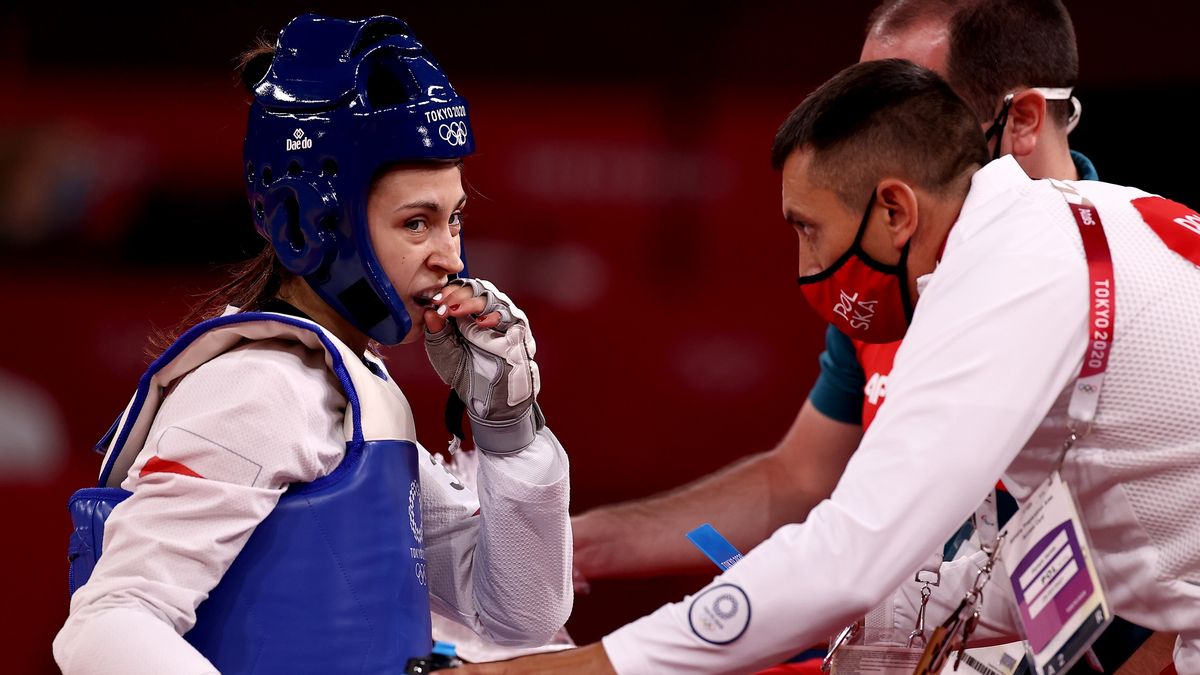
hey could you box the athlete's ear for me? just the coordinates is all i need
[875,179,919,252]
[1007,89,1046,160]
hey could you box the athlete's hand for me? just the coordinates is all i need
[451,644,616,675]
[424,278,543,454]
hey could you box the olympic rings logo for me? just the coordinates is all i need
[439,121,468,146]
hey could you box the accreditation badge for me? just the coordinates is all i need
[999,472,1111,675]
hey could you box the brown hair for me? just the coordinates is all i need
[770,59,988,212]
[868,0,1079,127]
[147,39,284,358]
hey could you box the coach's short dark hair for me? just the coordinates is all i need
[869,0,1078,127]
[771,59,988,211]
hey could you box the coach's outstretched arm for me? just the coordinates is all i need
[573,397,862,581]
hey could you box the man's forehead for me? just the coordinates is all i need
[860,17,950,76]
[781,149,817,197]
[781,149,842,219]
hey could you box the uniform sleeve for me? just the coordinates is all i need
[54,342,346,674]
[419,427,572,647]
[808,325,866,425]
[601,222,1090,674]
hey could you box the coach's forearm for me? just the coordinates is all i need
[573,400,862,580]
[572,450,777,579]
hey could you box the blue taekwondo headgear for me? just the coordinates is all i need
[244,14,475,345]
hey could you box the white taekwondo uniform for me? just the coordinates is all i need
[55,312,573,674]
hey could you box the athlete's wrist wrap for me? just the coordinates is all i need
[425,278,543,454]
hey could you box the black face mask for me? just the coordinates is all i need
[982,94,1016,161]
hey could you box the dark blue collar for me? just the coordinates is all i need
[1071,150,1098,181]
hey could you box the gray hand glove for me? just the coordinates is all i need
[424,278,544,454]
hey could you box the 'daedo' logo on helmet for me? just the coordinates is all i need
[286,128,314,152]
[439,122,468,147]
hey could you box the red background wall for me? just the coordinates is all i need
[2,2,1197,670]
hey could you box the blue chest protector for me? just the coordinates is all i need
[66,313,433,673]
